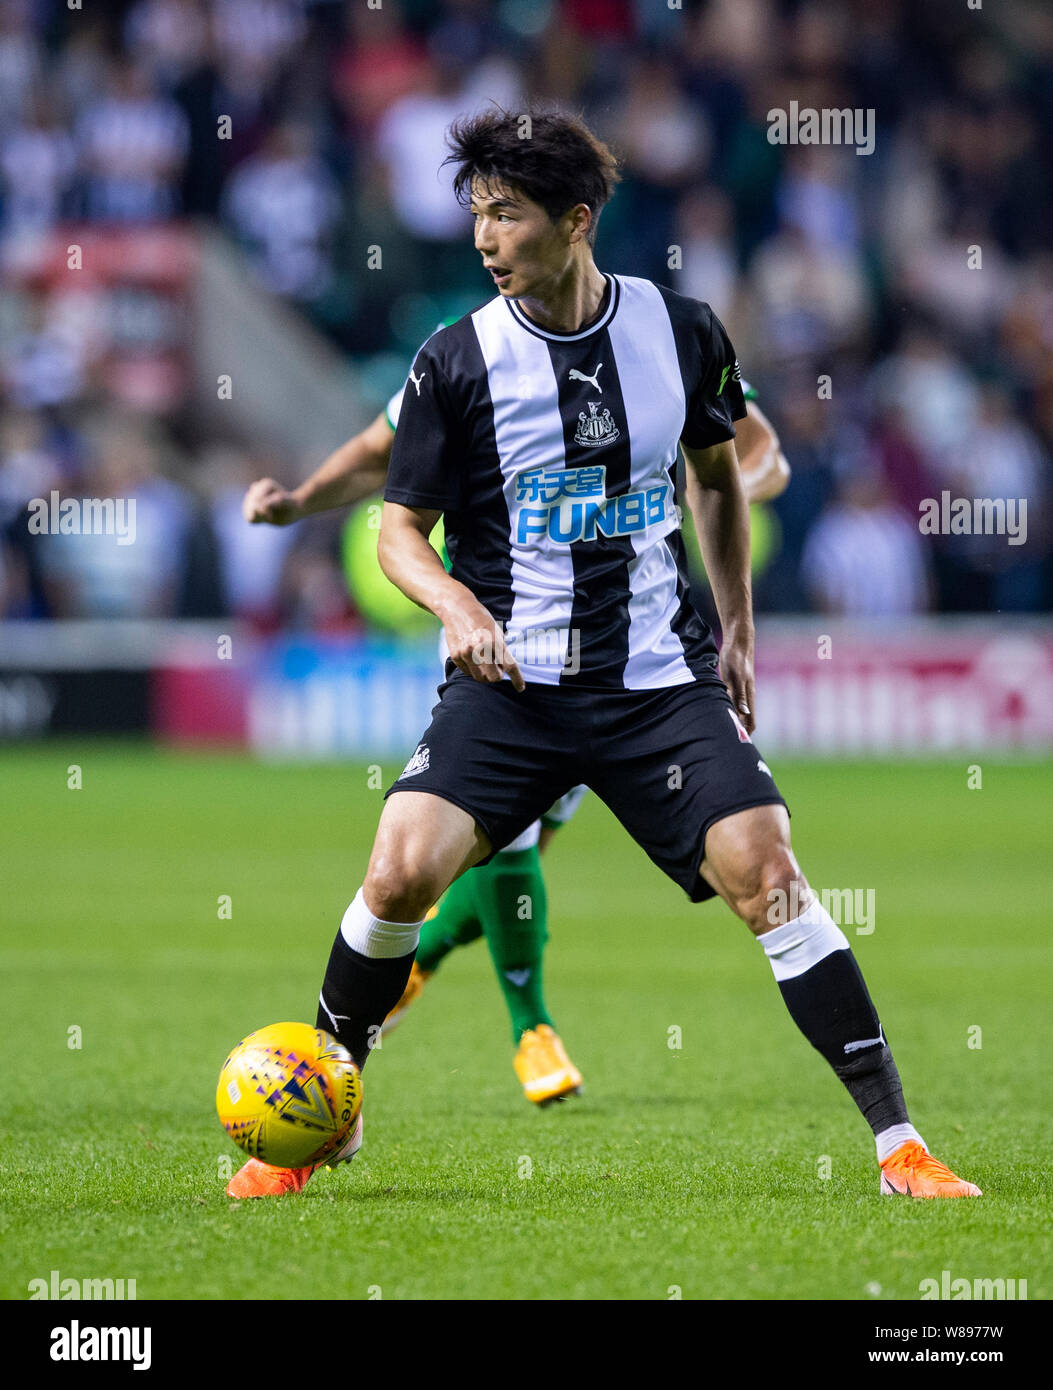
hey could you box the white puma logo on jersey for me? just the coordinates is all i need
[569,363,603,392]
[409,369,426,396]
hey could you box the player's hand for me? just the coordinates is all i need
[720,629,756,734]
[242,478,303,526]
[443,599,525,691]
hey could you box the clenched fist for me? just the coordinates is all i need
[242,478,303,526]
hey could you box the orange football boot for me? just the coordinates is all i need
[514,1024,583,1105]
[879,1140,982,1198]
[226,1115,363,1199]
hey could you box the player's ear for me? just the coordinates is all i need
[565,203,592,245]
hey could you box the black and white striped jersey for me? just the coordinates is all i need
[384,272,747,689]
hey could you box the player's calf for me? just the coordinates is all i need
[316,791,487,1069]
[756,894,979,1195]
[702,807,980,1195]
[316,889,421,1069]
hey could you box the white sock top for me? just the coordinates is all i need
[757,897,850,982]
[339,887,423,959]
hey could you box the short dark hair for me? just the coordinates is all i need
[442,105,621,246]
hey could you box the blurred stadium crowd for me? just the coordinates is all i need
[1,0,1050,628]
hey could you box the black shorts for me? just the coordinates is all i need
[385,669,787,903]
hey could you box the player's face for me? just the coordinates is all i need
[470,179,580,299]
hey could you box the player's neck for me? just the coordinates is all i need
[515,258,608,335]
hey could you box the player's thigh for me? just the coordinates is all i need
[587,681,786,904]
[366,790,490,918]
[386,672,582,857]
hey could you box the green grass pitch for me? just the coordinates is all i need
[2,741,1050,1301]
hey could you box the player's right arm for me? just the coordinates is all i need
[377,503,524,690]
[380,333,525,686]
[381,337,524,691]
[242,410,394,525]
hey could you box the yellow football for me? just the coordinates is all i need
[216,1022,362,1169]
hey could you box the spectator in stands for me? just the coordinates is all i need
[76,59,190,222]
[758,386,838,613]
[0,88,76,236]
[0,410,64,528]
[36,415,196,618]
[211,0,304,98]
[868,328,980,475]
[124,0,209,93]
[371,53,485,292]
[2,295,87,412]
[222,120,340,300]
[930,384,1048,613]
[331,1,430,139]
[205,446,297,626]
[802,466,930,617]
[0,0,42,129]
[673,186,739,322]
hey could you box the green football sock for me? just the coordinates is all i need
[473,846,554,1042]
[414,872,483,972]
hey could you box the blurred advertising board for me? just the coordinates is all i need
[2,619,1051,757]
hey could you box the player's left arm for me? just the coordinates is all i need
[681,437,755,732]
[683,400,789,521]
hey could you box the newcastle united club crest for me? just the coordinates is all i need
[574,400,620,449]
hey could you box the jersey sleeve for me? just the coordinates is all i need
[385,318,456,432]
[680,305,747,450]
[384,341,462,511]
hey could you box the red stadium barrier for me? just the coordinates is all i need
[753,620,1053,754]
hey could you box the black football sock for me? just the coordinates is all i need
[317,932,415,1070]
[778,949,910,1135]
[760,902,912,1140]
[316,889,422,1069]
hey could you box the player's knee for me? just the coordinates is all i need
[364,848,443,923]
[737,850,804,934]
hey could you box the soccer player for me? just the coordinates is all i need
[229,107,979,1203]
[244,342,585,1108]
[241,341,788,1107]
